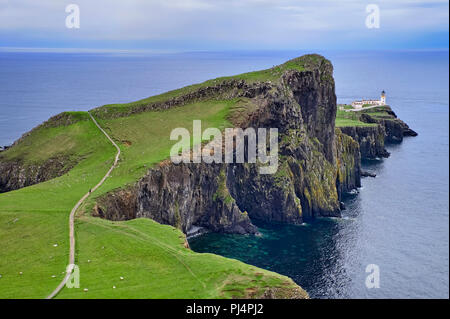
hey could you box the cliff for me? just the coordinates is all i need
[359,106,418,143]
[337,105,417,159]
[339,125,389,159]
[0,112,88,192]
[335,128,361,194]
[0,155,74,192]
[93,55,361,234]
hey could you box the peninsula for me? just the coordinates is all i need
[0,54,416,299]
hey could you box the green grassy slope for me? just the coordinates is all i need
[90,54,323,119]
[0,116,115,298]
[57,217,304,299]
[0,96,306,297]
[335,109,378,127]
[335,105,395,128]
[85,99,236,206]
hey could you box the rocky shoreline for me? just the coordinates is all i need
[339,105,417,160]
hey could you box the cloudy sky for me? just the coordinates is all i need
[0,0,448,51]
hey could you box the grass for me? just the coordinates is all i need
[335,110,377,128]
[335,118,376,127]
[57,217,303,299]
[0,98,304,298]
[0,112,92,164]
[360,105,391,113]
[90,55,326,119]
[338,104,353,110]
[81,99,243,213]
[90,70,272,118]
[0,118,115,298]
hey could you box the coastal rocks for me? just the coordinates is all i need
[379,116,418,143]
[339,106,418,160]
[0,155,74,193]
[361,170,376,177]
[335,128,362,195]
[360,107,418,143]
[282,58,337,163]
[339,125,390,159]
[226,161,305,224]
[0,112,90,193]
[135,163,258,235]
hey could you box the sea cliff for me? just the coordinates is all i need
[92,55,361,234]
[337,105,417,160]
[0,55,416,237]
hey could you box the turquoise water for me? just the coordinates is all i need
[0,50,448,298]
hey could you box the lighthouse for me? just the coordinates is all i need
[380,90,386,105]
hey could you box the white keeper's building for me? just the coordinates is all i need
[351,90,386,108]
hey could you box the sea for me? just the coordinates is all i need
[0,49,448,298]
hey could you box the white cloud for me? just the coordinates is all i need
[0,0,448,49]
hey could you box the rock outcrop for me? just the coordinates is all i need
[340,125,389,159]
[0,155,74,193]
[94,162,258,235]
[339,106,417,159]
[335,128,361,194]
[0,112,88,193]
[359,108,418,143]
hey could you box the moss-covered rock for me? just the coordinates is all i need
[335,128,361,195]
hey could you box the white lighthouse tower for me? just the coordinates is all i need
[380,90,386,105]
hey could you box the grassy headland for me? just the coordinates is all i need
[0,56,322,298]
[335,109,380,128]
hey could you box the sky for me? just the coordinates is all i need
[0,0,448,52]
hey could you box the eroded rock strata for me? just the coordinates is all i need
[340,125,389,159]
[0,155,75,193]
[359,108,418,143]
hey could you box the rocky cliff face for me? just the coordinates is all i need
[94,162,258,234]
[335,128,361,194]
[0,112,87,193]
[0,155,74,193]
[359,108,418,143]
[94,55,362,234]
[340,125,389,159]
[339,106,417,160]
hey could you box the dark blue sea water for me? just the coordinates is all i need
[0,50,448,298]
